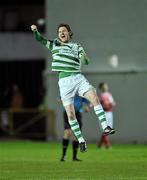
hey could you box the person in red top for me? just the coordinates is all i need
[97,82,116,149]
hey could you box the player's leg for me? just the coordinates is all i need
[65,104,84,143]
[98,112,112,148]
[72,112,82,161]
[71,132,81,161]
[60,111,71,161]
[77,74,115,135]
[58,75,86,152]
[97,134,106,148]
[104,112,113,148]
[104,134,111,148]
[65,104,87,152]
[106,112,113,128]
[60,129,70,161]
[72,140,81,161]
[84,89,115,135]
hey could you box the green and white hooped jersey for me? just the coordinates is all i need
[46,38,85,72]
[33,30,89,73]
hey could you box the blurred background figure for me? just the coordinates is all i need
[60,95,90,162]
[38,87,47,111]
[10,84,24,111]
[0,83,24,130]
[38,87,56,140]
[0,87,11,129]
[97,82,116,149]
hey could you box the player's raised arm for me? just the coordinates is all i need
[30,24,49,46]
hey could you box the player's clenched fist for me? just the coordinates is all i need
[31,25,37,31]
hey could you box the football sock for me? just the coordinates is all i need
[94,105,107,130]
[61,138,69,158]
[69,119,85,143]
[72,140,79,159]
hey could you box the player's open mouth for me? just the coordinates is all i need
[61,34,65,38]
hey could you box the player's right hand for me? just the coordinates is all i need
[31,25,37,31]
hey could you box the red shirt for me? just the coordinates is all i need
[99,92,115,112]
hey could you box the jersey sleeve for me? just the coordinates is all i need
[33,30,53,50]
[78,44,90,65]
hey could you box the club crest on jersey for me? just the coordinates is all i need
[60,46,78,57]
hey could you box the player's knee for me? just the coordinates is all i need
[68,114,75,120]
[90,94,99,105]
[64,129,71,138]
[67,111,75,120]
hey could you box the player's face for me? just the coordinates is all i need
[58,26,70,43]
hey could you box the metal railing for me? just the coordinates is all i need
[0,108,56,140]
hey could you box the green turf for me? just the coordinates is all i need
[0,141,147,180]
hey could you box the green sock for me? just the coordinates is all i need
[94,105,107,130]
[69,119,85,143]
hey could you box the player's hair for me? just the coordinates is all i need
[99,82,106,90]
[57,23,73,38]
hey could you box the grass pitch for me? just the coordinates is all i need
[0,141,147,180]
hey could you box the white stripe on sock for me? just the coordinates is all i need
[99,115,105,120]
[68,119,77,125]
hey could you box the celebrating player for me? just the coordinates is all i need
[30,23,115,152]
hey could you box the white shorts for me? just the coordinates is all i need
[58,73,94,106]
[105,111,113,128]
